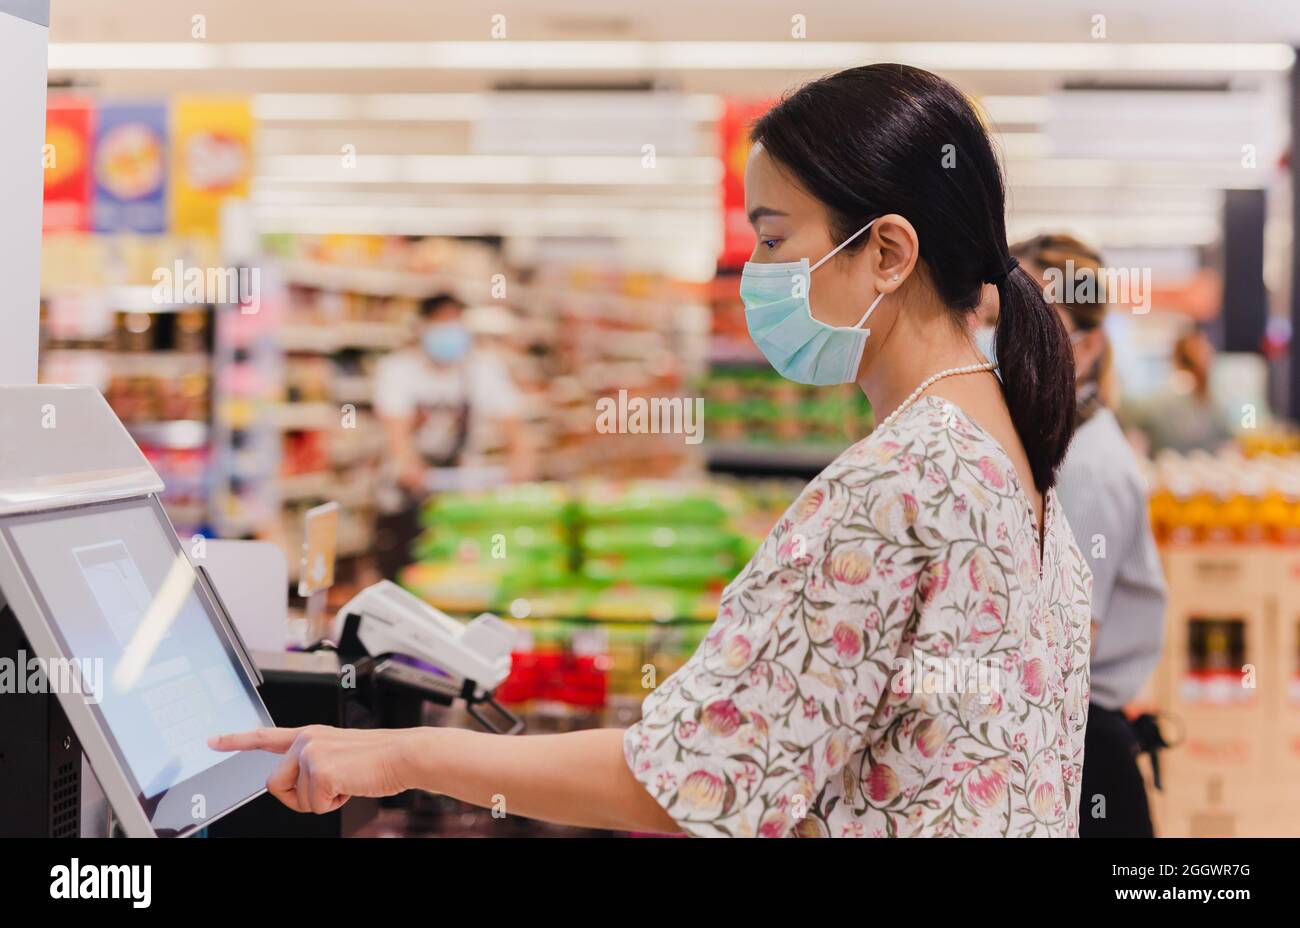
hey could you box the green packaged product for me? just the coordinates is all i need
[577,480,739,525]
[421,482,572,528]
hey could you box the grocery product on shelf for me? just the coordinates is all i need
[536,266,711,480]
[701,364,873,478]
[1147,448,1300,546]
[39,233,224,536]
[399,479,775,716]
[1143,444,1300,836]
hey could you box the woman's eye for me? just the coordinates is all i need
[761,239,781,250]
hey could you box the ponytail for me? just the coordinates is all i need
[992,264,1076,492]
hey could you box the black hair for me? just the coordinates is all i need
[752,63,1075,492]
[418,291,465,319]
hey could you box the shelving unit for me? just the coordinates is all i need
[38,234,224,538]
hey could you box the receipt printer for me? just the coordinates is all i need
[332,580,523,735]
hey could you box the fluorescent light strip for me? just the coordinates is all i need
[979,95,1051,125]
[250,203,720,240]
[49,41,1296,73]
[257,154,723,185]
[253,92,722,123]
[251,187,718,211]
[1008,216,1221,248]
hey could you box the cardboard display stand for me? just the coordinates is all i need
[1152,546,1300,837]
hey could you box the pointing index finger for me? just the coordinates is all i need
[209,727,302,753]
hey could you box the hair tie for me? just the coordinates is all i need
[985,256,1019,286]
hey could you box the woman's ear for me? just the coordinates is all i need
[869,214,920,293]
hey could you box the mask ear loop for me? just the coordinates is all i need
[809,218,878,273]
[808,218,887,331]
[850,290,887,330]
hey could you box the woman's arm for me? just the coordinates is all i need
[407,727,677,832]
[210,726,679,834]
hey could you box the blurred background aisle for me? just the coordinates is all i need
[35,0,1300,836]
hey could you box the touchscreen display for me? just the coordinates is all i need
[5,499,267,799]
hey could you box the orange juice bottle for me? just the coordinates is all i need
[1165,474,1199,546]
[1283,476,1300,546]
[1258,480,1291,545]
[1148,483,1178,546]
[1228,472,1265,544]
[1183,479,1220,545]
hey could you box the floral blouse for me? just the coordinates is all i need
[625,395,1093,837]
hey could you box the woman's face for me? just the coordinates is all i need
[743,143,893,329]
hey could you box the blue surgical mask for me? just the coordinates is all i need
[740,219,887,386]
[973,325,1005,382]
[422,323,472,364]
[974,325,997,364]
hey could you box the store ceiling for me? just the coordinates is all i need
[43,0,1300,263]
[48,0,1300,96]
[48,0,1300,46]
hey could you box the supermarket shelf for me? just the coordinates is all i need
[109,285,213,313]
[279,259,500,303]
[280,259,437,297]
[332,375,373,405]
[281,321,411,353]
[270,402,339,431]
[42,349,211,370]
[279,471,337,501]
[41,285,216,314]
[127,419,210,450]
[705,441,839,477]
[280,470,375,507]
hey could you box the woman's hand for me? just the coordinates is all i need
[211,725,679,833]
[209,726,421,814]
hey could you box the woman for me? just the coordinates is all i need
[1007,234,1167,838]
[212,64,1092,838]
[1123,327,1232,455]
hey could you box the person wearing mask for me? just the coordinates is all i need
[1003,234,1168,837]
[372,292,531,579]
[214,64,1091,838]
[1122,327,1232,456]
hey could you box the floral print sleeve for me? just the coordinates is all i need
[624,396,1092,837]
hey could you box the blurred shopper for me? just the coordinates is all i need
[372,292,531,578]
[1123,327,1232,455]
[1008,234,1168,838]
[216,64,1092,838]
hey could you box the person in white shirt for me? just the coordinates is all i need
[1007,234,1168,837]
[372,292,531,578]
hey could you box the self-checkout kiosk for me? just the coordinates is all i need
[0,385,283,837]
[0,385,522,837]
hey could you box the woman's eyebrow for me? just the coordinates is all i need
[747,206,788,226]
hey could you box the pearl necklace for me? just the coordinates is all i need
[873,361,998,434]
